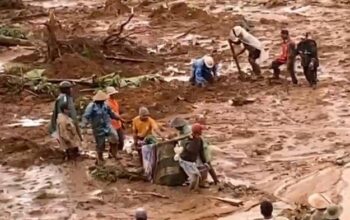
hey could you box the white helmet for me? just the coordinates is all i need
[203,55,214,68]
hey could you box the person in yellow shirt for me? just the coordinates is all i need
[132,107,163,164]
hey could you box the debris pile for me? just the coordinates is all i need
[0,0,24,9]
[45,53,106,79]
[279,203,311,220]
[89,165,146,182]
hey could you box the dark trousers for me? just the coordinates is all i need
[271,59,298,84]
[302,58,318,86]
[190,73,214,86]
[248,49,261,75]
[116,128,124,150]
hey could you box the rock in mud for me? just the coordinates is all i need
[0,190,13,203]
[35,189,65,200]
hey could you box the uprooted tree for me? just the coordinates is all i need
[44,10,63,62]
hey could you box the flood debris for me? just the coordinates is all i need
[279,203,311,220]
[0,0,24,9]
[89,165,146,182]
[228,96,256,106]
[0,26,31,46]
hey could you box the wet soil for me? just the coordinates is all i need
[1,0,350,219]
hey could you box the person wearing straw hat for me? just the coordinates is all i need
[323,205,342,220]
[228,25,268,77]
[49,81,82,142]
[106,86,125,155]
[304,193,330,220]
[82,90,122,164]
[189,55,217,87]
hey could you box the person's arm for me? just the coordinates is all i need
[132,119,139,147]
[150,118,165,139]
[107,106,121,121]
[236,46,246,57]
[81,103,93,127]
[228,38,241,45]
[212,64,218,77]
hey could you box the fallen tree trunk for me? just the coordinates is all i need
[12,12,48,22]
[105,55,162,63]
[0,35,32,47]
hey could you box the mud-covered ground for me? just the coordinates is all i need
[1,0,350,219]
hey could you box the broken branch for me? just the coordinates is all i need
[105,55,162,63]
[207,196,243,206]
[127,191,169,199]
[103,13,134,45]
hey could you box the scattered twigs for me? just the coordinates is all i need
[103,13,134,46]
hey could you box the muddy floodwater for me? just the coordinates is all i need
[1,0,350,219]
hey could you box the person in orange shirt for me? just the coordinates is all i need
[106,87,124,158]
[132,107,163,164]
[271,30,297,84]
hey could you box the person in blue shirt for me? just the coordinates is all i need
[81,90,122,165]
[190,55,217,87]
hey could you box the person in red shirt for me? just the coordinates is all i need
[106,87,124,158]
[271,30,297,84]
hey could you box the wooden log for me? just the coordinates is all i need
[0,35,32,46]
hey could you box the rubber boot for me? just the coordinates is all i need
[109,143,119,160]
[96,152,104,166]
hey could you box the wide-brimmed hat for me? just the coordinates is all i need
[308,193,330,209]
[93,90,108,101]
[323,205,343,219]
[170,117,187,128]
[139,107,150,117]
[59,81,73,88]
[106,86,119,96]
[203,55,214,69]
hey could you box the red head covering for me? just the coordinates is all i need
[192,123,204,135]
